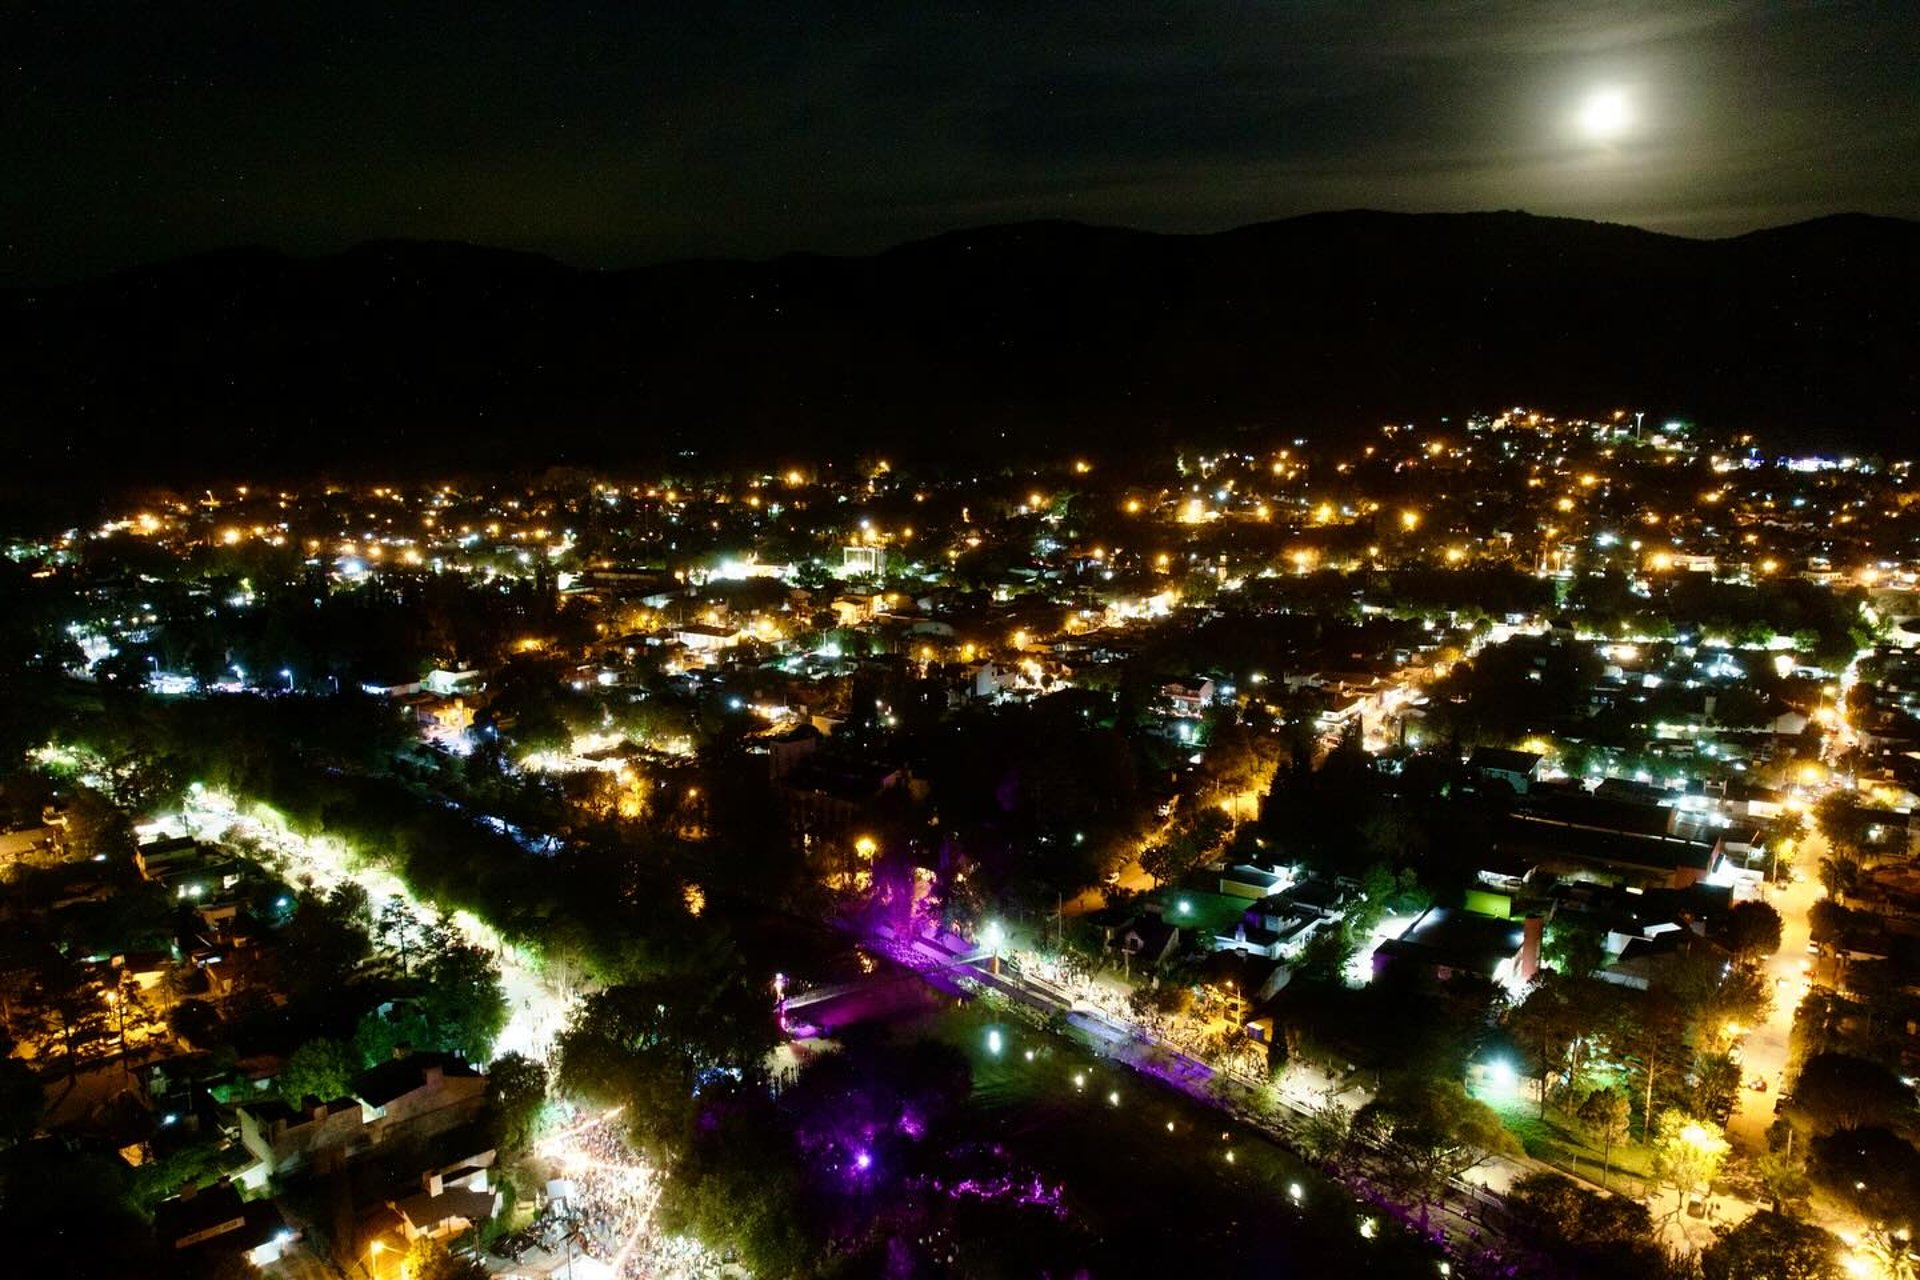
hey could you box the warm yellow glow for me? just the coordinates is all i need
[1555,496,1575,513]
[1180,498,1208,524]
[1648,551,1674,572]
[1289,548,1317,573]
[1399,510,1421,531]
[1073,460,1091,474]
[1313,502,1335,524]
[1124,498,1143,514]
[220,527,241,545]
[854,835,878,860]
[1759,558,1779,574]
[1445,546,1466,563]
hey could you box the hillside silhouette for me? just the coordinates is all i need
[3,209,1914,491]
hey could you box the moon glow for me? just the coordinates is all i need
[1577,88,1634,141]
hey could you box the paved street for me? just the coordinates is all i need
[174,788,576,1059]
[1726,842,1825,1153]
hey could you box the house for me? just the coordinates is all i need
[970,660,1020,700]
[392,1165,501,1243]
[153,1179,297,1267]
[1212,919,1286,960]
[1373,905,1543,992]
[353,1054,488,1146]
[359,1143,503,1260]
[1116,918,1181,967]
[1161,676,1215,718]
[1468,747,1544,794]
[1270,876,1353,919]
[237,1096,368,1176]
[1493,811,1718,890]
[237,1055,487,1177]
[842,545,885,577]
[1218,863,1291,901]
[1237,897,1331,956]
[765,722,822,780]
[673,621,744,652]
[134,837,243,897]
[421,669,485,698]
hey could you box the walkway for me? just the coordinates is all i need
[1727,856,1823,1153]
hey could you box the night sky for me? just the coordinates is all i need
[6,1,1917,285]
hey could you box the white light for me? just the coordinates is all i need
[987,1029,1003,1056]
[1578,88,1632,140]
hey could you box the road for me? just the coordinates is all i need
[1725,840,1825,1153]
[172,787,575,1061]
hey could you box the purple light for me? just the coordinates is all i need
[855,1150,872,1171]
[914,1172,1070,1221]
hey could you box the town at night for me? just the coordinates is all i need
[3,4,1918,1279]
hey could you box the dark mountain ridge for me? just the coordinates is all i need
[2,209,1914,493]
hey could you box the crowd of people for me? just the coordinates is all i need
[535,1110,728,1280]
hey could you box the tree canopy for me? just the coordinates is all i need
[1723,900,1784,963]
[1508,1171,1672,1279]
[279,1036,353,1105]
[553,953,778,1163]
[1791,1053,1917,1135]
[1354,1077,1520,1206]
[1700,1210,1843,1280]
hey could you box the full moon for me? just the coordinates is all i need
[1577,88,1633,141]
